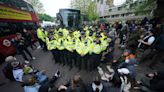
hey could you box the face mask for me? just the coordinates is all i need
[125,59,130,63]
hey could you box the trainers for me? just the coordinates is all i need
[55,70,60,77]
[37,46,41,49]
[133,86,141,90]
[25,60,30,64]
[32,57,36,60]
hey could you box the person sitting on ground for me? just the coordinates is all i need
[118,50,136,69]
[112,49,137,87]
[6,57,48,83]
[23,70,60,92]
[38,70,60,92]
[117,68,132,92]
[87,76,107,92]
[35,70,49,85]
[24,68,49,85]
[11,60,24,82]
[135,70,164,92]
[112,49,136,70]
[66,74,86,92]
[23,76,41,92]
[2,56,16,81]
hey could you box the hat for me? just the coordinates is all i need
[5,56,16,63]
[118,68,130,75]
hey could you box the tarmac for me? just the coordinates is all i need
[0,40,164,92]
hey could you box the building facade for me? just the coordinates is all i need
[97,0,153,22]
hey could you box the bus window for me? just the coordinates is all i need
[68,14,74,27]
[57,9,81,28]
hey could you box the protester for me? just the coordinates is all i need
[22,70,60,92]
[112,49,135,69]
[87,76,107,92]
[68,75,86,92]
[135,71,164,92]
[11,61,24,82]
[126,26,144,53]
[13,33,36,64]
[119,24,128,48]
[138,29,156,63]
[23,76,41,92]
[23,28,37,50]
[38,70,60,92]
[2,56,16,81]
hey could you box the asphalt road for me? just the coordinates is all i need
[0,40,164,92]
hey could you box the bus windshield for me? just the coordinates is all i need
[57,9,81,28]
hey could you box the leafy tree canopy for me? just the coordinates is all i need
[38,14,54,22]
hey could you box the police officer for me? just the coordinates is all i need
[64,31,74,69]
[56,31,65,64]
[37,25,47,51]
[46,32,56,61]
[92,34,102,70]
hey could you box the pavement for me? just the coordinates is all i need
[0,44,99,92]
[0,40,164,92]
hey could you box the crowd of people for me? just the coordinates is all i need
[2,16,164,92]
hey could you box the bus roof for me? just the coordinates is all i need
[59,9,80,12]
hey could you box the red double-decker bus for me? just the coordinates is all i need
[0,0,38,63]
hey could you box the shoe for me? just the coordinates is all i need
[133,81,142,89]
[32,57,36,60]
[106,65,114,73]
[25,60,30,64]
[101,75,109,82]
[55,70,60,77]
[121,45,125,48]
[133,85,141,90]
[37,46,41,49]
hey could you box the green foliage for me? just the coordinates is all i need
[134,0,156,15]
[71,0,99,21]
[38,14,54,22]
[26,0,45,13]
[86,2,99,21]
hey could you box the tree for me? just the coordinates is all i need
[86,1,99,21]
[71,0,99,21]
[134,0,157,15]
[38,14,54,22]
[71,0,88,14]
[26,0,45,13]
